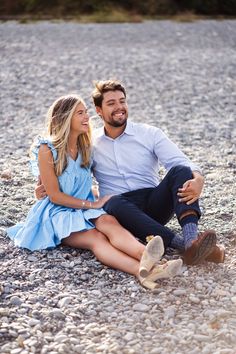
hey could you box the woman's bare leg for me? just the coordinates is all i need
[94,215,145,260]
[63,229,167,290]
[62,229,140,276]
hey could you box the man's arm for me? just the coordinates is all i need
[153,128,202,174]
[152,128,204,204]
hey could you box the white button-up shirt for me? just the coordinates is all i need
[92,121,201,197]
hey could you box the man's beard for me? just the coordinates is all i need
[107,119,127,128]
[105,113,127,128]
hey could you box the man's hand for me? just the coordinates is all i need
[34,176,47,200]
[177,171,204,205]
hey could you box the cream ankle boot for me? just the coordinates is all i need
[144,259,183,282]
[139,236,165,278]
[137,275,158,290]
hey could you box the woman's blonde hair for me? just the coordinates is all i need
[34,94,92,176]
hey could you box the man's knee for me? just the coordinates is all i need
[169,165,192,175]
[103,195,125,214]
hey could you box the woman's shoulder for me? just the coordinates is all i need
[30,136,57,176]
[32,136,57,158]
[33,136,54,149]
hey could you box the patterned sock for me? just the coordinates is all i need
[179,214,199,250]
[170,234,185,251]
[182,223,198,249]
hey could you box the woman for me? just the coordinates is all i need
[7,94,182,289]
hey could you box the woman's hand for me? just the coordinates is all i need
[91,184,100,199]
[92,195,113,209]
[34,176,47,200]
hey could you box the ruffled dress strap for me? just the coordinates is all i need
[30,136,57,177]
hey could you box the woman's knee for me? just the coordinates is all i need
[96,214,117,228]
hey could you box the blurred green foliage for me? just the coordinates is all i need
[1,0,236,16]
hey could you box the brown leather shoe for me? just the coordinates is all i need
[205,244,225,263]
[182,230,216,265]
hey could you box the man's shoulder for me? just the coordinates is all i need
[130,121,162,135]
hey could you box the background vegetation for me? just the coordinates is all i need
[1,0,236,20]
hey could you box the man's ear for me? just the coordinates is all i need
[96,106,102,117]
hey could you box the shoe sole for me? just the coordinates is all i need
[187,231,217,265]
[167,259,183,277]
[139,236,165,277]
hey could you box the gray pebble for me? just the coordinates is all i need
[132,303,149,312]
[173,289,187,296]
[27,255,38,262]
[28,318,41,326]
[124,332,135,341]
[9,296,23,306]
[189,295,201,304]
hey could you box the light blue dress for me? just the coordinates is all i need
[7,138,106,251]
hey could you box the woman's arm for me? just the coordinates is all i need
[38,145,110,209]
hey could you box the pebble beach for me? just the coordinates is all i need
[0,20,236,354]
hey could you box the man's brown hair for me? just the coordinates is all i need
[92,79,126,108]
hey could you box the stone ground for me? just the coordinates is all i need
[0,20,236,354]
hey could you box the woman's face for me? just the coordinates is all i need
[70,102,90,135]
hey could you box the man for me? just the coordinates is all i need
[90,79,224,265]
[36,79,224,265]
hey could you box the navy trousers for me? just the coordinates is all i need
[103,165,201,248]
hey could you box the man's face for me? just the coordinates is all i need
[96,90,128,128]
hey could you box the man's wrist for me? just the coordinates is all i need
[192,170,204,179]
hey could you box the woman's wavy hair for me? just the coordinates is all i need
[34,95,91,176]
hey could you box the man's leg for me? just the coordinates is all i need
[146,165,216,264]
[146,165,201,223]
[103,190,175,249]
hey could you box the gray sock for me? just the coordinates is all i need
[170,234,185,251]
[182,223,198,249]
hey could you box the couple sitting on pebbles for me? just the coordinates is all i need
[7,79,225,289]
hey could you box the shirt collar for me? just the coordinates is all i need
[101,120,135,138]
[123,121,135,136]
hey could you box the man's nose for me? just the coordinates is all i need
[114,102,123,110]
